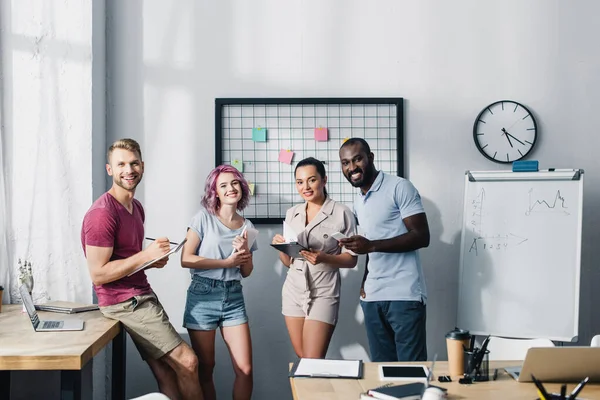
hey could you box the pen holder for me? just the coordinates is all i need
[463,349,490,382]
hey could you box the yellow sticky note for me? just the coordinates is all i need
[232,159,243,172]
[248,182,255,195]
[342,137,350,144]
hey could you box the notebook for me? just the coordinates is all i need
[20,285,84,332]
[289,358,363,379]
[35,301,99,314]
[367,382,425,400]
[127,238,187,276]
[505,347,600,382]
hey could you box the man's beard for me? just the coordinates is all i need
[344,166,373,188]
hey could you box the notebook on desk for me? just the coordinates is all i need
[35,301,99,314]
[289,358,363,379]
[505,347,600,382]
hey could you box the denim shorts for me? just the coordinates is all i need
[183,275,248,330]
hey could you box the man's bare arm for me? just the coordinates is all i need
[86,238,170,285]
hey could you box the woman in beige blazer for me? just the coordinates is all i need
[272,157,358,358]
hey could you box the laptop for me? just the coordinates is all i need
[20,285,84,332]
[505,347,600,382]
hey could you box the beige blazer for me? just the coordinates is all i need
[285,197,358,273]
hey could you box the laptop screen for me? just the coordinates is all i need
[19,285,40,330]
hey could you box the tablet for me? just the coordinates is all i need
[378,365,429,381]
[270,243,307,258]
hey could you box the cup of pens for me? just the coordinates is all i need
[464,348,490,381]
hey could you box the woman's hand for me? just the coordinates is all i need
[299,249,326,265]
[227,249,251,268]
[232,231,250,253]
[272,234,286,244]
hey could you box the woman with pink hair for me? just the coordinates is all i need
[181,165,256,400]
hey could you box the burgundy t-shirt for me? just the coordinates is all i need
[81,192,152,306]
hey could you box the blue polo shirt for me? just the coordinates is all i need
[353,171,427,303]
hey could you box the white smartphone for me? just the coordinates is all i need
[331,231,347,241]
[378,365,429,381]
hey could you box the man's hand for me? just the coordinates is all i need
[144,237,171,259]
[150,257,169,270]
[227,249,251,268]
[299,249,326,265]
[339,235,373,254]
[360,287,366,299]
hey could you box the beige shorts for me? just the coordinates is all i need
[100,292,183,360]
[282,267,341,325]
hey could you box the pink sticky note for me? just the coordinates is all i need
[278,149,294,165]
[314,127,328,141]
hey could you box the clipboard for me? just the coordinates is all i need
[128,238,187,276]
[270,242,307,258]
[289,358,364,379]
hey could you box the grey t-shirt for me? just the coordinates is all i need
[188,208,258,281]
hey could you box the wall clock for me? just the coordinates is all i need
[473,100,537,163]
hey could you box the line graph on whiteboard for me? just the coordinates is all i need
[525,188,570,216]
[468,188,528,256]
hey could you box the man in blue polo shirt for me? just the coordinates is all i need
[338,138,430,362]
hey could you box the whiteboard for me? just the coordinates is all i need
[215,98,403,224]
[457,170,584,342]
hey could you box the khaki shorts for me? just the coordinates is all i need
[100,292,182,360]
[282,267,341,325]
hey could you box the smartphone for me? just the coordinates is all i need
[378,365,429,381]
[331,231,347,241]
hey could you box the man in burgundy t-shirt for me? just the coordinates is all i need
[81,192,150,306]
[81,139,203,400]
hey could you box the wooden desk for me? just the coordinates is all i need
[0,304,126,400]
[290,361,600,400]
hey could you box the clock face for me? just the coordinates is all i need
[473,100,537,163]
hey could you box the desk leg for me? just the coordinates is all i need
[0,371,10,400]
[61,370,82,400]
[112,326,126,400]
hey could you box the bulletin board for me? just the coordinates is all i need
[215,98,404,224]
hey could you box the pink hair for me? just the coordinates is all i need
[201,165,250,215]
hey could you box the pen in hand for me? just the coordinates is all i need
[145,237,178,245]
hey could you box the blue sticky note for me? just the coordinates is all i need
[252,128,267,142]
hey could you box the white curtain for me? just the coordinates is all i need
[0,87,10,304]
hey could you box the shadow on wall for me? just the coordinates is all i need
[419,197,462,360]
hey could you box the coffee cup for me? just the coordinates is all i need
[445,328,471,377]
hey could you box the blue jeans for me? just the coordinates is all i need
[361,300,427,362]
[183,276,248,330]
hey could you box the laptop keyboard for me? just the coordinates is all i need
[41,321,62,329]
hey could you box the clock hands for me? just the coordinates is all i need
[501,128,514,148]
[505,131,525,146]
[501,127,526,147]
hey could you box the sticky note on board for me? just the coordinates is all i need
[278,149,294,165]
[232,159,243,172]
[342,137,350,144]
[314,127,328,141]
[252,128,267,142]
[248,182,255,195]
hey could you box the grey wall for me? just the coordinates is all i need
[102,1,600,399]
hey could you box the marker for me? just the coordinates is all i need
[568,376,589,400]
[145,237,178,245]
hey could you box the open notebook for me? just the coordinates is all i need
[127,238,187,277]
